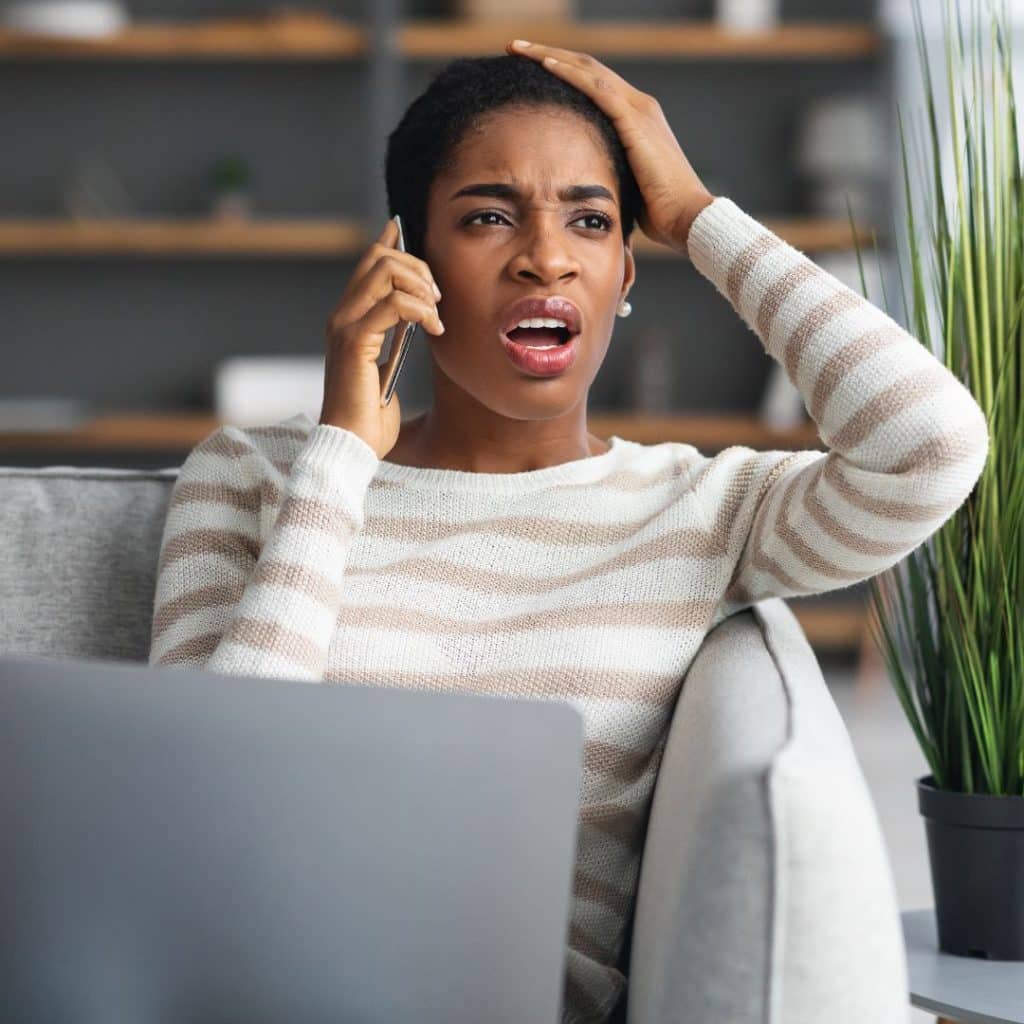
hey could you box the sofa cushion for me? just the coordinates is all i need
[0,466,178,662]
[628,597,909,1023]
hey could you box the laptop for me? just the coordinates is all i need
[0,654,584,1023]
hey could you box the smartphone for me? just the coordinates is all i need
[379,214,421,407]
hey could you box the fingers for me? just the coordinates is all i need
[344,258,440,328]
[506,39,648,110]
[505,39,617,78]
[356,289,445,343]
[512,41,614,75]
[350,217,442,300]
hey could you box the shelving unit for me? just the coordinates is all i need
[0,6,885,656]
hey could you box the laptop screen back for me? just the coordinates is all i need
[0,654,584,1023]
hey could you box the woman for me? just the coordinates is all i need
[150,42,990,1024]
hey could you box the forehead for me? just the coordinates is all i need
[436,107,617,197]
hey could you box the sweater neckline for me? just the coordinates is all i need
[296,413,631,494]
[375,433,629,493]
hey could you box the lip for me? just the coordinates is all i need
[496,294,582,378]
[498,294,582,337]
[500,332,579,377]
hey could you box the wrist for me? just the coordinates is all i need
[672,191,716,255]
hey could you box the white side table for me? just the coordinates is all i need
[902,908,1024,1023]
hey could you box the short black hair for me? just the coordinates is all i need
[384,53,643,260]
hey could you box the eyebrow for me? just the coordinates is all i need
[449,182,616,204]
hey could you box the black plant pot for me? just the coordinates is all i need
[917,774,1024,960]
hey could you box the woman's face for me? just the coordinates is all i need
[420,104,636,426]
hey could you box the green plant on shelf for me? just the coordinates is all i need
[211,155,251,192]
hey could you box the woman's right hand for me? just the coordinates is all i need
[319,216,445,460]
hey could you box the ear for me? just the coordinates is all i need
[621,237,637,301]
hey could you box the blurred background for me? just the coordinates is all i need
[2,6,1023,1011]
[0,0,998,670]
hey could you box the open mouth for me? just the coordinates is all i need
[503,325,575,348]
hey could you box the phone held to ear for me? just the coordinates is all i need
[379,214,420,407]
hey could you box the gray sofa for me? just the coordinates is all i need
[0,463,911,1023]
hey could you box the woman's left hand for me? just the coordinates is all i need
[505,38,715,258]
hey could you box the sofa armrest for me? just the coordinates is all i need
[626,597,909,1024]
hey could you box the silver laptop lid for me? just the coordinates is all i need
[0,654,584,1023]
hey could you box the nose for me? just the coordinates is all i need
[507,218,580,285]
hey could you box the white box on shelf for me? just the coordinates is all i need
[714,0,780,31]
[2,2,129,37]
[214,356,325,429]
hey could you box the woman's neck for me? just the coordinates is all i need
[384,412,610,471]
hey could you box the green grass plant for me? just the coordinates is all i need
[853,0,1023,795]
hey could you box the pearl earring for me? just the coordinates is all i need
[617,299,632,318]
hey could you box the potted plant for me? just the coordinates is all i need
[210,154,253,221]
[855,0,1024,960]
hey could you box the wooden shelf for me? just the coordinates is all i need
[0,218,366,257]
[0,17,881,61]
[398,20,882,60]
[789,601,867,651]
[0,412,221,452]
[0,411,823,454]
[632,219,878,255]
[0,216,877,257]
[0,15,367,60]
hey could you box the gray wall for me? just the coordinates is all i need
[0,0,884,435]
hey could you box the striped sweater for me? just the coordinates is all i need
[149,196,989,1023]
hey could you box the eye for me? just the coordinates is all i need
[571,212,614,232]
[465,210,513,226]
[464,211,615,231]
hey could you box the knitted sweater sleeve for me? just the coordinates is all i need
[148,422,379,681]
[685,197,990,617]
